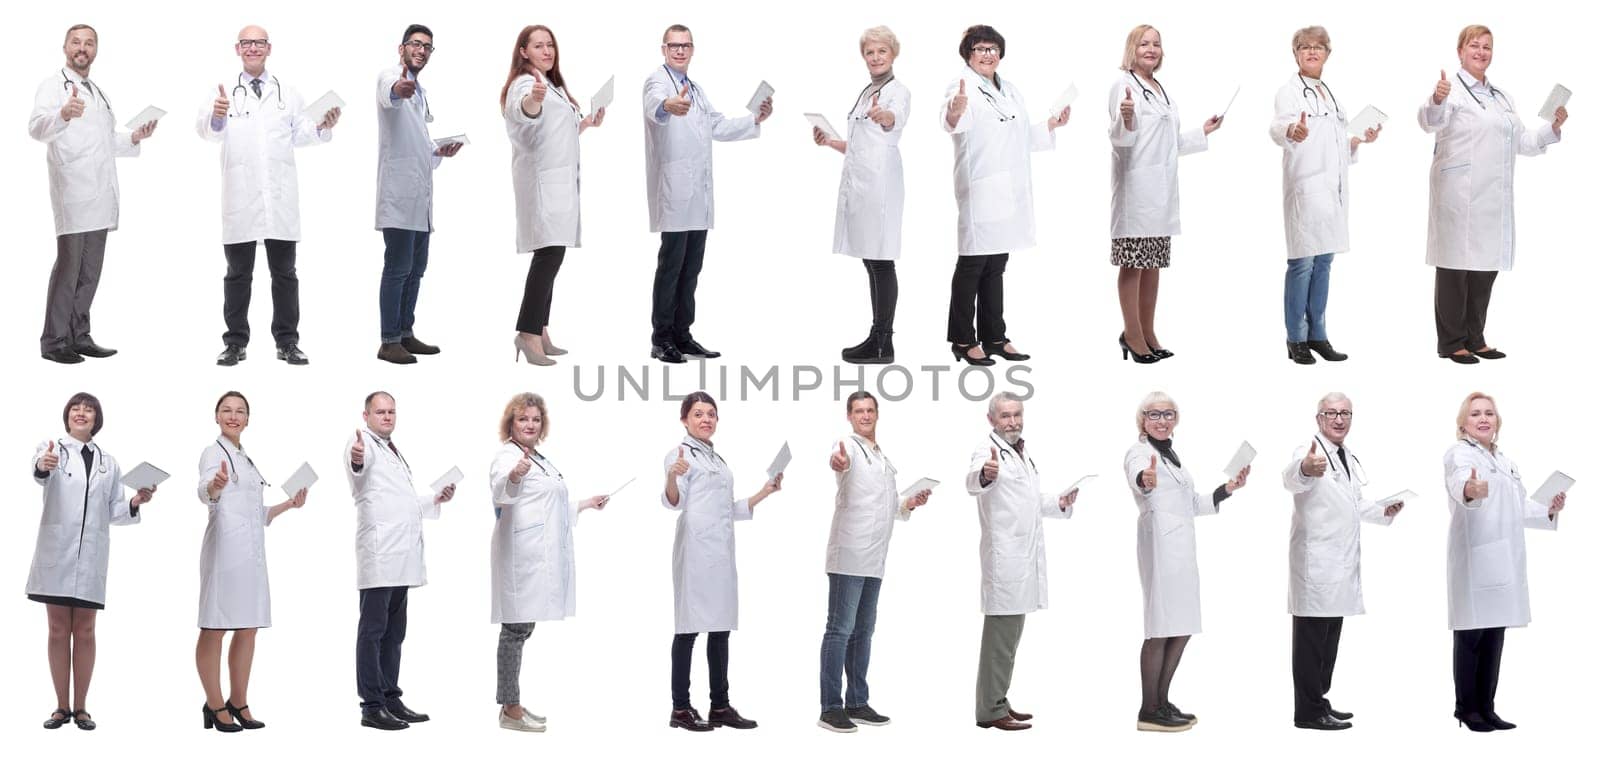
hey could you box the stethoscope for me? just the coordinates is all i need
[847,436,898,473]
[989,432,1038,474]
[56,438,109,477]
[1126,69,1171,106]
[847,75,895,121]
[1460,438,1519,480]
[1298,73,1340,118]
[398,68,434,122]
[1311,436,1368,487]
[662,64,697,106]
[969,71,1017,122]
[358,429,412,476]
[60,70,111,111]
[681,437,727,470]
[510,441,562,480]
[214,439,266,487]
[1457,73,1511,112]
[230,72,285,117]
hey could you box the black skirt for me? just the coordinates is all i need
[29,594,105,610]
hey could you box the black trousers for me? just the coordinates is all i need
[1434,267,1497,355]
[947,253,1008,345]
[1453,627,1506,717]
[223,239,300,347]
[1292,616,1344,720]
[863,259,898,333]
[651,230,708,346]
[516,246,566,333]
[671,631,729,711]
[356,586,409,712]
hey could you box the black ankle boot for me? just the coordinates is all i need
[843,330,894,364]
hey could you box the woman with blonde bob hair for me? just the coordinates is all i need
[1122,391,1248,731]
[488,392,610,731]
[1441,391,1567,731]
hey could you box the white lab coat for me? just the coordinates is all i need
[196,72,331,244]
[661,437,751,633]
[965,433,1072,616]
[825,435,912,578]
[489,442,578,624]
[29,70,140,236]
[1107,73,1207,239]
[346,430,439,590]
[1124,440,1217,638]
[642,65,761,233]
[944,69,1054,255]
[374,65,442,232]
[1419,69,1560,271]
[25,438,139,607]
[505,74,583,252]
[1269,76,1361,259]
[1281,434,1394,617]
[196,437,273,629]
[833,79,909,260]
[1442,440,1557,630]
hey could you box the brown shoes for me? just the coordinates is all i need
[668,708,714,732]
[977,714,1032,731]
[1008,709,1034,721]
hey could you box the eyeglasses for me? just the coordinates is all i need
[1319,410,1354,420]
[237,38,270,49]
[972,45,1001,58]
[1144,410,1177,421]
[1296,44,1328,53]
[665,42,695,52]
[403,40,435,53]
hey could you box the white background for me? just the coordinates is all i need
[4,0,1592,755]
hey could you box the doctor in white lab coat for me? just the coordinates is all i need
[1269,27,1380,366]
[1279,392,1402,730]
[373,25,463,365]
[1108,25,1221,363]
[198,25,338,368]
[661,391,781,731]
[1442,391,1567,731]
[502,25,605,367]
[194,390,306,731]
[28,392,153,730]
[816,391,931,731]
[643,24,769,364]
[487,392,609,732]
[30,25,157,364]
[1420,25,1568,364]
[345,391,455,729]
[942,25,1068,366]
[814,26,910,365]
[965,392,1078,730]
[1122,391,1248,732]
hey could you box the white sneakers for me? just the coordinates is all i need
[499,708,548,732]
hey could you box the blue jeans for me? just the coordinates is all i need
[1284,253,1333,341]
[819,573,882,711]
[379,229,431,342]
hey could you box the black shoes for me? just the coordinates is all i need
[707,706,758,729]
[276,344,309,365]
[42,348,85,364]
[1441,351,1480,364]
[1295,714,1352,730]
[1484,712,1517,730]
[72,339,117,358]
[669,707,714,731]
[202,703,242,732]
[387,699,429,723]
[652,344,686,364]
[217,345,246,366]
[1159,702,1196,723]
[1120,334,1160,364]
[43,708,71,729]
[1475,348,1507,360]
[677,339,721,359]
[842,331,894,364]
[225,701,265,729]
[377,343,417,364]
[1135,708,1192,732]
[361,707,409,730]
[1455,712,1496,732]
[985,341,1030,361]
[1287,341,1316,364]
[400,336,440,355]
[952,343,996,366]
[818,709,858,733]
[1305,340,1347,361]
[845,704,890,726]
[1329,708,1353,721]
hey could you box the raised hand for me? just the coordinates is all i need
[982,446,1000,482]
[38,441,60,473]
[393,70,417,99]
[1301,438,1327,477]
[669,447,691,477]
[948,79,969,123]
[1288,111,1309,142]
[1120,86,1136,129]
[212,84,230,120]
[867,92,893,128]
[208,460,230,500]
[1139,454,1158,489]
[664,83,692,117]
[1433,69,1451,106]
[350,430,366,467]
[1464,468,1488,501]
[61,83,86,121]
[830,441,849,472]
[509,445,534,483]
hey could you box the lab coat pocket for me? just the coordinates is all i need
[969,171,1015,225]
[660,160,696,216]
[31,524,73,570]
[536,165,575,215]
[1304,546,1344,585]
[843,143,885,214]
[1158,512,1190,538]
[58,152,103,205]
[1126,163,1168,214]
[1469,539,1513,589]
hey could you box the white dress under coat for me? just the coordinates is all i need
[26,437,140,607]
[661,436,751,634]
[489,442,578,624]
[196,436,273,629]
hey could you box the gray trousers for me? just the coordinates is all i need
[975,613,1026,721]
[41,229,109,351]
[496,622,535,705]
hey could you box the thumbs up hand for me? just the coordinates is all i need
[61,83,86,121]
[867,92,894,128]
[212,84,230,119]
[207,460,230,501]
[509,444,534,483]
[982,446,1001,483]
[1464,467,1489,501]
[1288,111,1309,142]
[669,446,691,477]
[1120,86,1136,129]
[37,440,60,473]
[830,441,850,472]
[1139,454,1159,490]
[393,70,418,99]
[1434,69,1452,106]
[1300,438,1327,477]
[350,430,366,468]
[531,70,548,103]
[664,82,692,116]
